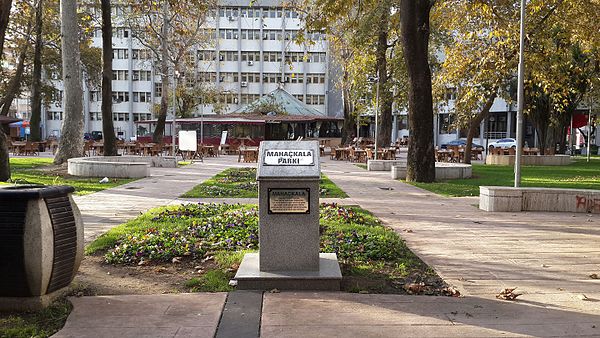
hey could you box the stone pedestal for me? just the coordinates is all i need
[235,141,341,290]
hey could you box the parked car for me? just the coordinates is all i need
[83,131,103,141]
[488,138,517,149]
[440,139,484,149]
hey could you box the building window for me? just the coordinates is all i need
[46,111,63,120]
[154,83,162,97]
[112,70,128,81]
[113,49,129,59]
[133,92,152,103]
[113,112,130,121]
[89,112,102,121]
[112,91,129,103]
[438,113,455,134]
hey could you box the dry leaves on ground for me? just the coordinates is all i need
[496,287,522,300]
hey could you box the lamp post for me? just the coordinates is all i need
[514,0,526,187]
[588,99,593,163]
[172,70,178,157]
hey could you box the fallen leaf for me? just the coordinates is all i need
[201,255,214,263]
[578,294,590,301]
[590,273,599,279]
[404,282,425,294]
[496,287,522,300]
[269,288,280,293]
[442,286,462,297]
[172,257,182,264]
[358,290,369,294]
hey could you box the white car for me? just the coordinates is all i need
[488,138,517,149]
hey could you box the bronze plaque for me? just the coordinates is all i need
[268,188,310,214]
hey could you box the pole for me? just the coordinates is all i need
[514,0,526,187]
[374,75,380,160]
[588,100,592,162]
[569,114,573,156]
[172,72,176,157]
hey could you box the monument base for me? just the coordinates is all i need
[234,253,342,291]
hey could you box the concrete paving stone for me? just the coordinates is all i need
[52,327,180,338]
[56,294,226,337]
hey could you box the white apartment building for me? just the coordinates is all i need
[41,0,342,140]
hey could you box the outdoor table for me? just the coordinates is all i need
[91,142,104,155]
[524,147,540,155]
[334,147,348,161]
[436,149,452,162]
[33,141,47,152]
[12,141,26,155]
[203,145,217,157]
[238,147,258,163]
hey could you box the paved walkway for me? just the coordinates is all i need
[55,155,600,337]
[74,156,253,243]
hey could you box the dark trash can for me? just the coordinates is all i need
[0,185,84,311]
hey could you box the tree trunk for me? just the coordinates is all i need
[100,0,117,156]
[152,0,169,144]
[340,69,355,144]
[0,0,14,181]
[0,0,11,57]
[464,93,496,164]
[400,0,435,182]
[0,128,9,181]
[29,0,44,141]
[1,42,30,116]
[54,0,84,164]
[375,2,392,147]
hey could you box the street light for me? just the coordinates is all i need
[514,0,526,187]
[172,70,179,157]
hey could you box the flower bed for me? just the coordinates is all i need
[181,167,348,198]
[88,203,452,295]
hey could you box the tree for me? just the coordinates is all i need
[54,0,83,164]
[0,0,10,55]
[400,0,436,182]
[126,0,215,143]
[0,0,13,181]
[300,0,401,146]
[29,0,43,141]
[435,1,600,162]
[100,0,117,156]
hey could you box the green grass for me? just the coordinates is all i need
[87,202,434,294]
[181,167,348,198]
[410,158,600,197]
[185,270,233,292]
[2,158,135,195]
[355,164,367,170]
[0,299,72,338]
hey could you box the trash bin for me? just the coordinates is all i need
[0,185,84,311]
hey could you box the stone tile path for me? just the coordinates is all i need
[53,155,600,337]
[53,293,226,338]
[74,157,253,243]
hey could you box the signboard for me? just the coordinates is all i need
[220,131,228,145]
[179,130,197,151]
[268,188,310,214]
[264,149,314,166]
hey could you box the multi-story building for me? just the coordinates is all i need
[41,0,342,140]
